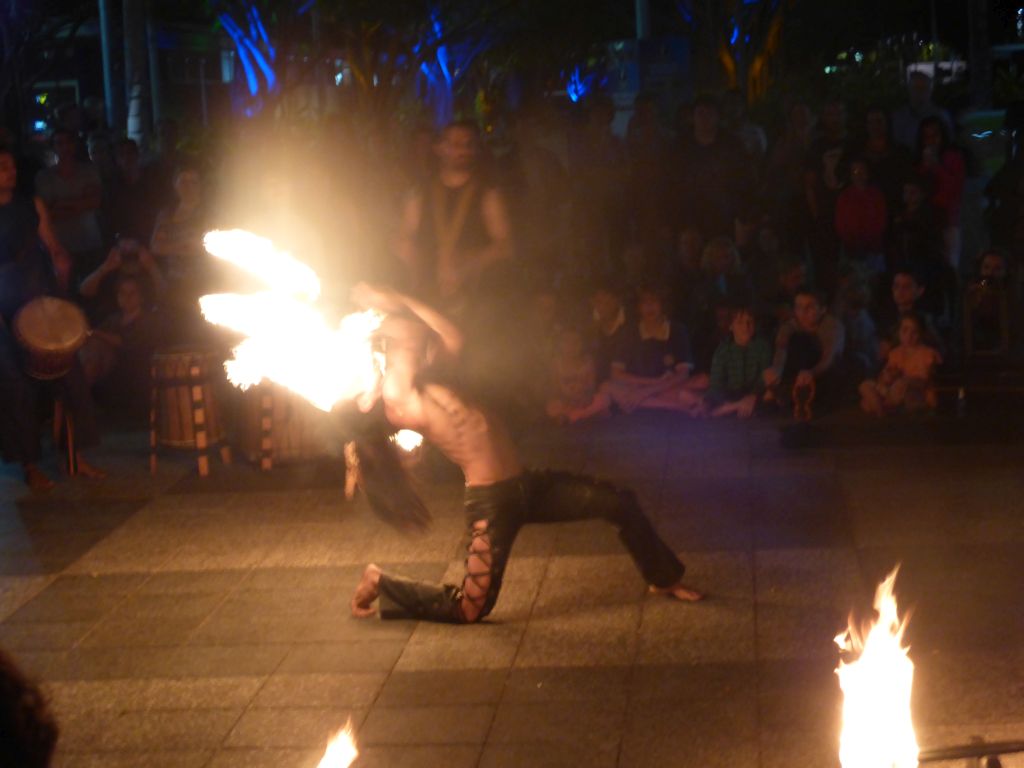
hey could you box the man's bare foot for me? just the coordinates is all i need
[351,564,382,618]
[73,457,106,480]
[649,583,704,602]
[24,465,55,492]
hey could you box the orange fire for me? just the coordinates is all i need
[317,719,359,767]
[834,567,919,768]
[199,229,383,412]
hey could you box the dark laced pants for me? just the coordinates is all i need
[377,470,685,623]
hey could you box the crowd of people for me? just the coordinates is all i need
[1,70,1022,490]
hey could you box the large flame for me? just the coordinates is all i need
[203,229,321,300]
[199,230,382,412]
[317,719,359,768]
[834,567,919,768]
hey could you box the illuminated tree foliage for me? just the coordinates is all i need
[0,0,92,135]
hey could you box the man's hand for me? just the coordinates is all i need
[795,370,814,388]
[351,283,402,313]
[51,249,73,290]
[616,387,648,414]
[138,245,157,270]
[762,368,779,388]
[736,394,757,419]
[102,246,123,273]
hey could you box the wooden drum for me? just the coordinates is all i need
[238,383,329,469]
[13,297,89,379]
[150,349,227,449]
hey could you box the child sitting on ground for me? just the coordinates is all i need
[607,286,706,414]
[858,313,941,415]
[545,326,611,424]
[703,306,772,418]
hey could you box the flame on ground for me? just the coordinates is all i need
[834,567,919,768]
[199,230,382,412]
[317,719,358,768]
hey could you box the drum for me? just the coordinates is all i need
[238,383,329,466]
[13,297,89,380]
[150,349,228,449]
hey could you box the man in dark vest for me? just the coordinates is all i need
[396,121,512,311]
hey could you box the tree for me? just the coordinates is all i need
[0,0,92,141]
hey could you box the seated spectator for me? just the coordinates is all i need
[677,94,751,238]
[690,236,753,332]
[545,326,611,424]
[803,99,850,296]
[757,254,807,341]
[589,282,631,382]
[859,106,913,214]
[722,89,768,159]
[836,275,879,382]
[835,157,887,275]
[692,297,733,374]
[108,138,159,244]
[874,268,942,361]
[703,306,772,418]
[78,238,165,323]
[668,227,704,315]
[914,115,966,269]
[80,273,166,413]
[886,175,947,319]
[149,162,208,288]
[766,102,816,225]
[742,220,784,300]
[606,287,704,414]
[859,313,941,415]
[964,248,1014,354]
[764,287,846,420]
[891,70,953,151]
[33,129,103,275]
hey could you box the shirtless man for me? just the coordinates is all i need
[348,285,702,623]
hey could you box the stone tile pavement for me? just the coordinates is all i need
[1,411,1022,767]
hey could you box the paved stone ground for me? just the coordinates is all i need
[1,410,1022,767]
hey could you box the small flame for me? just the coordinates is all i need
[317,719,358,768]
[834,567,919,768]
[391,429,424,452]
[199,230,382,412]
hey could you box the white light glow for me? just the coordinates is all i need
[391,429,424,452]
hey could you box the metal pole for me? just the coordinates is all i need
[122,0,150,143]
[199,58,208,127]
[967,0,993,108]
[97,0,118,129]
[918,740,1024,763]
[147,15,162,129]
[635,0,651,40]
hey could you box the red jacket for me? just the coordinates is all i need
[919,148,966,227]
[835,184,887,253]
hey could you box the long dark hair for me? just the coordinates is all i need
[334,400,431,532]
[914,115,951,162]
[0,649,58,768]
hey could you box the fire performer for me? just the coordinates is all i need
[346,284,702,623]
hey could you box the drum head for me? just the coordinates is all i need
[13,297,89,352]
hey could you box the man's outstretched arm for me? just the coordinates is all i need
[352,283,463,357]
